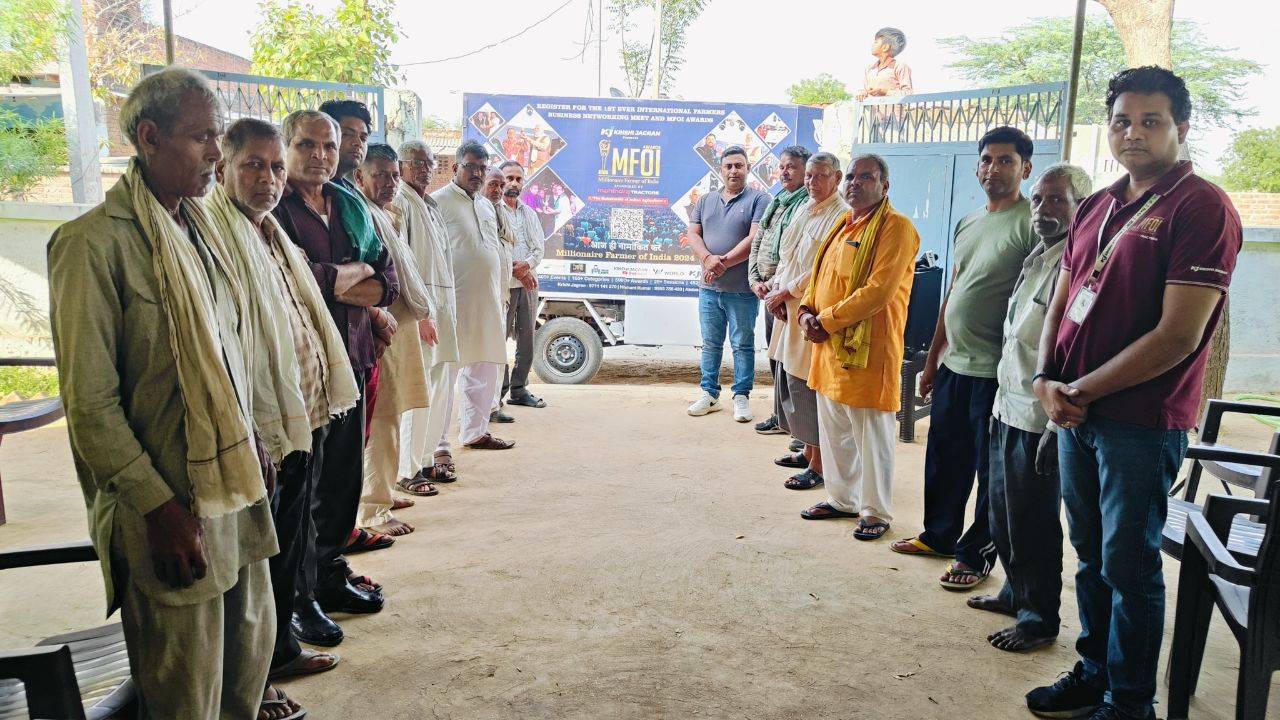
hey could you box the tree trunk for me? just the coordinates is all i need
[1098,0,1230,426]
[1096,0,1174,67]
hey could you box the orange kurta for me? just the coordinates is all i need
[803,202,920,411]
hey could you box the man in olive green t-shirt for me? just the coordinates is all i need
[890,127,1038,592]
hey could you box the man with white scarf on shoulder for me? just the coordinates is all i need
[209,116,361,716]
[353,143,435,535]
[394,141,464,485]
[431,141,516,451]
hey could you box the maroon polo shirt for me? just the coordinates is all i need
[1050,161,1241,430]
[271,181,399,374]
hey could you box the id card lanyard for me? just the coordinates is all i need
[1065,191,1164,325]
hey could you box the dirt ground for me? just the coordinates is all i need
[1,365,1277,719]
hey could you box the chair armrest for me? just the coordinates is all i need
[0,539,97,571]
[1185,445,1280,470]
[1186,511,1255,586]
[1199,399,1280,443]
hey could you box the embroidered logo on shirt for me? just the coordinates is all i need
[1190,265,1229,275]
[1135,216,1165,233]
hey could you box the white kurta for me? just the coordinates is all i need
[430,182,507,365]
[392,184,460,367]
[767,193,849,380]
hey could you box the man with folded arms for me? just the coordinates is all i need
[49,67,277,719]
[764,152,847,490]
[272,109,398,646]
[796,154,919,542]
[432,142,516,450]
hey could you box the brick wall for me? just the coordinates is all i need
[1228,193,1280,228]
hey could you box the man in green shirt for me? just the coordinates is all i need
[890,127,1038,592]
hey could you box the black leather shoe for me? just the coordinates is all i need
[291,601,344,646]
[316,581,385,614]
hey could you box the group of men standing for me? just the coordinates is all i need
[48,67,546,719]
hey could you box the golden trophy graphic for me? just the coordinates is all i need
[598,138,611,175]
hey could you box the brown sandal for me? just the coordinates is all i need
[396,475,438,496]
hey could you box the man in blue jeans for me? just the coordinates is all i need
[686,145,770,422]
[1027,67,1242,720]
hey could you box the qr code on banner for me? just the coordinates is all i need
[609,208,645,242]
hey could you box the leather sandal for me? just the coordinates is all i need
[464,433,515,450]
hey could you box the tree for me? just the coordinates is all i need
[251,0,402,86]
[787,73,851,107]
[608,0,706,98]
[0,108,67,199]
[0,0,69,80]
[1221,127,1280,192]
[83,0,163,105]
[940,15,1259,130]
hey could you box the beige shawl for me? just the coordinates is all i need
[122,159,264,519]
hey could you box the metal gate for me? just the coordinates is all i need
[850,83,1068,280]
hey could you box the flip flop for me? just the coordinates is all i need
[259,687,307,720]
[853,519,890,540]
[342,528,394,554]
[269,648,341,680]
[800,502,859,520]
[939,563,989,591]
[889,536,955,558]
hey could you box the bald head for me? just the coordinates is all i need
[483,167,505,203]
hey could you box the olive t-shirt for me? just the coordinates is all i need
[940,197,1037,378]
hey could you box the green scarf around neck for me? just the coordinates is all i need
[760,186,809,260]
[329,180,384,264]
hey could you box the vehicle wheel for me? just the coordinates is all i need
[533,317,603,385]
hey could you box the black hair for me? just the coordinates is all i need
[318,99,373,131]
[778,145,811,164]
[875,27,907,57]
[455,140,490,162]
[363,142,397,165]
[1105,65,1192,124]
[499,159,524,171]
[978,125,1034,162]
[720,145,748,164]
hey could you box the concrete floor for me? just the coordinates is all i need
[0,378,1276,719]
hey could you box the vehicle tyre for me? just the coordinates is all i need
[533,317,603,385]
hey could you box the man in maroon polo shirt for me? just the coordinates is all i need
[1025,67,1242,720]
[271,109,400,647]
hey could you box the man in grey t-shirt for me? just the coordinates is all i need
[686,145,770,421]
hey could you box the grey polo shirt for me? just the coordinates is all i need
[690,186,770,294]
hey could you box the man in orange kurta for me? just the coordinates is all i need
[796,155,919,541]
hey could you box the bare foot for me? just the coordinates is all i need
[259,685,303,720]
[370,518,415,536]
[987,625,1056,653]
[967,594,1016,617]
[392,497,415,510]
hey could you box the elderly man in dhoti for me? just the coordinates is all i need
[431,142,516,450]
[797,154,920,542]
[393,140,463,489]
[49,67,278,719]
[210,116,365,715]
[763,152,849,491]
[354,143,436,535]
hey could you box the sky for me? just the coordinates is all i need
[162,0,1278,172]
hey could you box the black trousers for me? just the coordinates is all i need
[297,371,368,605]
[502,287,538,400]
[989,419,1063,637]
[918,364,999,573]
[269,425,327,667]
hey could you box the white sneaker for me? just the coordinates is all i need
[687,392,722,416]
[732,394,753,423]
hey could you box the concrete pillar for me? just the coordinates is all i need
[59,0,103,204]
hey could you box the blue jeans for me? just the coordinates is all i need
[698,288,758,398]
[1059,414,1187,716]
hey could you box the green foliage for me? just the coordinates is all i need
[608,0,707,97]
[251,0,403,86]
[1221,126,1280,192]
[0,0,68,80]
[422,115,459,131]
[940,16,1260,129]
[0,366,59,399]
[787,73,851,106]
[0,107,67,199]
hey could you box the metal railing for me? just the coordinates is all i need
[853,83,1067,146]
[141,65,397,142]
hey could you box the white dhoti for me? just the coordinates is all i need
[399,360,460,467]
[816,394,896,521]
[456,361,502,445]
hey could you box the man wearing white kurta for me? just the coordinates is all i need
[766,154,849,490]
[431,142,515,450]
[394,142,463,483]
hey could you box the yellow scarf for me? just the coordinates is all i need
[807,198,892,369]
